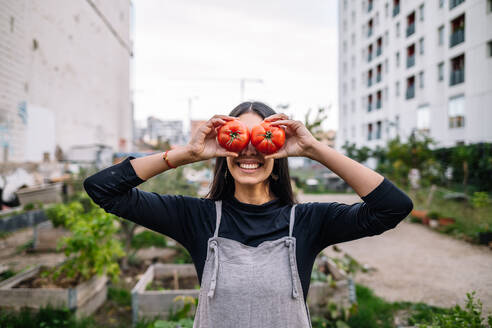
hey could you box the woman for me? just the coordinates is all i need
[84,101,413,327]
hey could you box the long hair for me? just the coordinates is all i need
[205,101,297,206]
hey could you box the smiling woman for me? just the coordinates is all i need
[83,100,413,328]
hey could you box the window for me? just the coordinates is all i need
[376,121,382,139]
[396,81,400,97]
[376,64,382,82]
[438,25,444,46]
[351,33,356,45]
[368,94,373,111]
[351,77,356,89]
[368,0,374,12]
[343,41,347,53]
[368,19,374,38]
[450,0,465,10]
[384,31,389,46]
[376,37,383,56]
[406,76,415,99]
[368,69,373,87]
[450,54,465,86]
[385,58,389,73]
[419,37,425,55]
[419,71,425,88]
[351,55,356,67]
[407,44,416,68]
[396,22,400,37]
[368,44,373,62]
[343,20,347,31]
[351,100,356,113]
[376,90,382,109]
[488,40,492,57]
[406,12,416,37]
[450,14,465,47]
[417,104,430,133]
[351,125,356,138]
[439,0,445,8]
[396,51,400,67]
[352,11,356,23]
[343,61,348,73]
[368,123,373,140]
[343,0,348,10]
[343,83,348,95]
[438,62,444,81]
[448,95,465,128]
[419,4,424,21]
[384,86,389,100]
[385,2,389,17]
[488,0,492,13]
[393,0,400,17]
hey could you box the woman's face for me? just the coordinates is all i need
[226,112,275,186]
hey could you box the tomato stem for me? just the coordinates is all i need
[226,131,241,146]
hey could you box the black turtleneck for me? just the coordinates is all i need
[83,156,413,302]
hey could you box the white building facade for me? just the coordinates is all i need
[337,0,492,150]
[0,0,134,163]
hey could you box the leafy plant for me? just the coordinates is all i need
[427,211,440,220]
[132,230,167,249]
[471,192,489,209]
[42,201,125,284]
[172,245,193,264]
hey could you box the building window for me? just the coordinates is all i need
[376,121,382,139]
[351,33,356,45]
[351,100,356,113]
[396,22,400,37]
[368,19,374,37]
[368,69,373,87]
[385,58,389,73]
[343,41,347,53]
[385,2,389,17]
[343,0,348,10]
[407,44,416,68]
[376,64,382,82]
[488,0,492,13]
[368,44,373,62]
[351,77,356,89]
[438,25,445,46]
[368,123,373,140]
[376,90,382,109]
[384,31,389,46]
[450,0,465,10]
[368,0,374,12]
[406,76,415,99]
[375,12,380,26]
[488,40,492,57]
[396,81,400,97]
[393,0,400,17]
[396,51,400,67]
[351,55,356,67]
[351,125,356,138]
[376,37,383,56]
[448,95,465,128]
[384,86,389,100]
[450,14,465,47]
[343,61,347,73]
[419,71,425,88]
[450,54,465,86]
[438,62,444,81]
[406,12,416,37]
[417,104,430,134]
[352,10,356,23]
[419,37,425,55]
[439,0,445,8]
[368,94,373,112]
[419,4,425,21]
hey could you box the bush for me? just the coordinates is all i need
[471,192,490,209]
[132,230,167,249]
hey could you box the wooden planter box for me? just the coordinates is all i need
[33,221,70,251]
[131,263,199,325]
[16,183,63,206]
[0,264,107,318]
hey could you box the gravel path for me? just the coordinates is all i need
[300,193,492,315]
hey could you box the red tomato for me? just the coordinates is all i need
[250,122,285,154]
[217,119,250,152]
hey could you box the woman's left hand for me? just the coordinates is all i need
[262,113,319,160]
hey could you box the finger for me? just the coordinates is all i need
[212,114,236,121]
[264,113,289,122]
[217,150,238,158]
[264,149,287,160]
[268,119,296,126]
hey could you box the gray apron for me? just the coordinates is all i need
[193,200,312,328]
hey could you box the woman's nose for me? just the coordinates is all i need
[239,141,258,156]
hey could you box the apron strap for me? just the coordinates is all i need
[285,238,299,299]
[289,204,297,238]
[214,200,222,238]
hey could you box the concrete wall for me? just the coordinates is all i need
[0,0,133,163]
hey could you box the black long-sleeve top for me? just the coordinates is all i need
[83,156,413,302]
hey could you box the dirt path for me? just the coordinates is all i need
[299,193,492,315]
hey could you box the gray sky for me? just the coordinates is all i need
[134,0,339,131]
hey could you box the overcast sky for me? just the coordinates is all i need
[134,0,339,132]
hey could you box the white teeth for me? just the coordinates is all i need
[239,163,260,169]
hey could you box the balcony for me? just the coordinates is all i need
[367,103,373,112]
[450,69,465,86]
[368,78,373,87]
[450,0,465,10]
[368,52,373,62]
[407,55,415,68]
[375,129,381,139]
[393,4,400,17]
[376,74,382,83]
[376,99,382,109]
[376,47,382,56]
[368,27,373,38]
[406,23,415,37]
[450,29,465,47]
[368,1,373,12]
[406,86,415,99]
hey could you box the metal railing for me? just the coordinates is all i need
[407,55,415,68]
[450,29,465,47]
[450,69,464,86]
[393,4,400,16]
[406,23,415,37]
[406,86,415,99]
[450,0,465,10]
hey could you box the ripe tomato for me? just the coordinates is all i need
[250,122,285,154]
[217,119,250,152]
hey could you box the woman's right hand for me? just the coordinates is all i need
[187,115,239,161]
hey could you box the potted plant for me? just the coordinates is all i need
[0,199,124,317]
[410,209,428,224]
[427,211,440,229]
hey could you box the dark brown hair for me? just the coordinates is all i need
[205,101,297,206]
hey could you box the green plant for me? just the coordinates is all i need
[132,230,167,249]
[416,291,492,328]
[167,295,197,321]
[172,245,193,264]
[427,211,440,220]
[108,286,132,306]
[471,192,489,209]
[23,203,35,211]
[0,268,16,281]
[42,203,125,284]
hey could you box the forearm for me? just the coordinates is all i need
[306,141,384,197]
[130,145,198,181]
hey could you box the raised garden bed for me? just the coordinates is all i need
[33,220,70,251]
[0,264,107,318]
[0,209,48,232]
[131,263,199,325]
[16,182,63,206]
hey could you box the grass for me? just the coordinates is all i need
[409,186,492,243]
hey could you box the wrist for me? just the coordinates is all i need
[165,145,196,168]
[305,140,324,160]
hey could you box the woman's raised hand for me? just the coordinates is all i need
[262,113,319,160]
[187,115,239,161]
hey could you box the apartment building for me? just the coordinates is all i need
[337,0,492,150]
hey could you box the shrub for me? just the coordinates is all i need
[471,192,489,209]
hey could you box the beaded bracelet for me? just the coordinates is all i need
[163,150,177,169]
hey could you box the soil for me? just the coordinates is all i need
[13,265,89,289]
[146,275,199,291]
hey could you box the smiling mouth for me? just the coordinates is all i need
[236,162,263,171]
